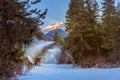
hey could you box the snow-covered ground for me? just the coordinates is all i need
[19,64,120,80]
[20,39,120,80]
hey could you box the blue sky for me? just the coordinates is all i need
[33,0,119,27]
[33,0,69,27]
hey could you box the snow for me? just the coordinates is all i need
[25,40,54,63]
[19,64,120,80]
[20,39,120,80]
[41,45,62,64]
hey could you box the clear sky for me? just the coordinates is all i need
[33,0,69,27]
[34,0,119,27]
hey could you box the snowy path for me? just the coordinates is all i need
[19,64,120,80]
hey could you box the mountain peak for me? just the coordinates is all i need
[41,21,64,31]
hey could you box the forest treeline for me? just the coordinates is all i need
[64,0,120,67]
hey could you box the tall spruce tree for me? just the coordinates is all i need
[54,33,64,45]
[65,0,99,67]
[65,0,85,66]
[101,0,118,55]
[109,1,120,64]
[0,0,47,79]
[115,1,120,27]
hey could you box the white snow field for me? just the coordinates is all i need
[19,64,120,80]
[19,39,120,80]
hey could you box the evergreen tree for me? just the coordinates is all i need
[0,0,47,79]
[109,1,120,64]
[65,0,99,67]
[115,1,120,27]
[101,0,118,55]
[65,0,85,65]
[54,33,64,45]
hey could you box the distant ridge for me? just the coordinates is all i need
[44,29,68,40]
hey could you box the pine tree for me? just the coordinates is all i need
[115,1,120,27]
[109,1,120,64]
[101,0,118,55]
[54,33,64,45]
[65,0,99,67]
[0,0,47,79]
[65,0,85,65]
[83,0,101,56]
